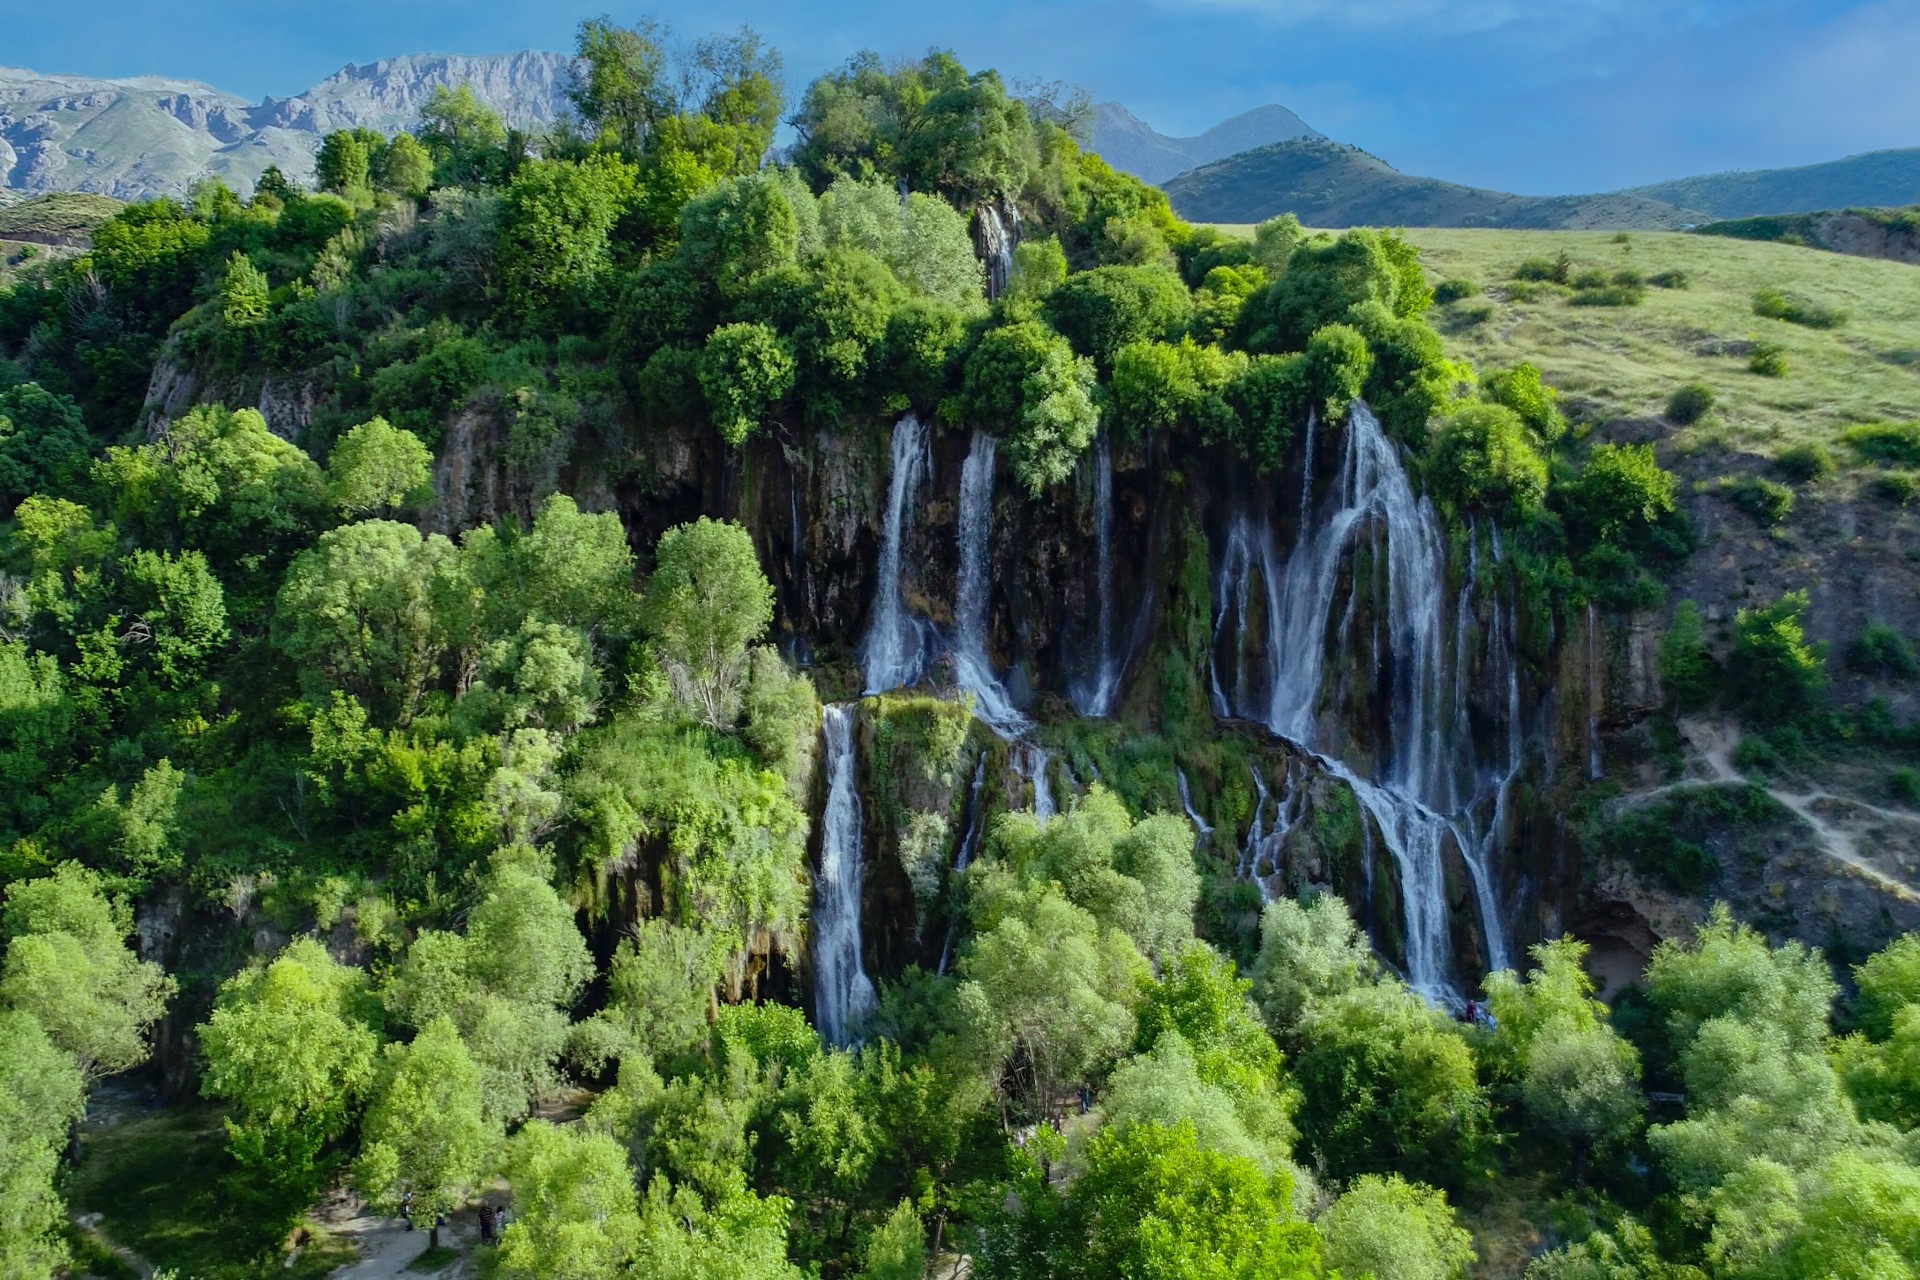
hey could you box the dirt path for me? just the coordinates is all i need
[319,1202,481,1280]
[1623,719,1920,903]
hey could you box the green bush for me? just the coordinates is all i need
[1660,600,1717,710]
[1514,253,1571,284]
[1666,382,1715,424]
[1650,269,1691,289]
[1432,278,1479,304]
[1888,767,1920,806]
[1428,402,1549,522]
[1773,442,1836,484]
[1752,287,1848,329]
[1730,590,1826,720]
[1748,337,1789,377]
[1571,281,1646,307]
[1042,264,1194,372]
[1841,421,1920,467]
[1483,362,1565,441]
[1847,623,1919,680]
[1441,299,1496,330]
[1571,268,1610,290]
[1873,470,1920,504]
[1728,475,1795,525]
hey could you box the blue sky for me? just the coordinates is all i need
[7,0,1918,193]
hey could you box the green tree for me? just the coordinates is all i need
[1056,1120,1321,1280]
[1293,982,1488,1190]
[956,886,1142,1120]
[0,862,175,1086]
[1728,591,1826,721]
[1319,1174,1476,1280]
[1558,442,1681,557]
[1660,600,1717,710]
[1429,402,1549,523]
[498,1120,642,1280]
[326,417,434,517]
[961,320,1100,495]
[1042,265,1194,373]
[497,155,639,319]
[817,174,985,306]
[1485,939,1643,1179]
[199,939,381,1224]
[677,172,806,300]
[0,381,91,510]
[1853,934,1920,1041]
[596,920,727,1070]
[418,84,509,185]
[699,322,797,446]
[273,520,462,724]
[1483,362,1566,441]
[567,17,672,156]
[0,1010,85,1280]
[383,851,591,1123]
[1249,893,1379,1042]
[857,1199,926,1280]
[375,133,434,199]
[642,517,775,728]
[355,1016,496,1250]
[315,130,375,200]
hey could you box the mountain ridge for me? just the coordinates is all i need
[0,52,570,200]
[1088,100,1321,184]
[1161,137,1708,229]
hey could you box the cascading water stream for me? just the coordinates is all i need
[1240,764,1305,900]
[1212,402,1513,998]
[814,705,877,1046]
[952,431,1029,735]
[978,203,1019,301]
[1586,602,1603,780]
[1177,768,1213,841]
[1072,433,1120,717]
[863,414,934,695]
[937,753,991,976]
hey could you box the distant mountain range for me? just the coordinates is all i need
[0,53,570,200]
[1622,148,1920,220]
[5,49,1918,234]
[1160,139,1709,230]
[1088,102,1321,185]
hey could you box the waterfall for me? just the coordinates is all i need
[1177,768,1213,841]
[1033,750,1057,819]
[937,753,992,976]
[1211,402,1512,999]
[1586,602,1603,780]
[1071,433,1120,717]
[1240,764,1305,900]
[814,705,877,1046]
[862,414,934,695]
[978,202,1019,301]
[951,431,1028,734]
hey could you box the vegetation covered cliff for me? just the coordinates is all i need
[2,17,1919,1280]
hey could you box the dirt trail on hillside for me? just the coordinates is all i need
[1628,719,1920,903]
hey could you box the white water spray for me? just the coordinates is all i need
[862,414,934,695]
[1212,403,1513,997]
[1072,433,1121,717]
[814,705,877,1046]
[952,431,1029,734]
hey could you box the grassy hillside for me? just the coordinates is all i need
[1166,139,1702,229]
[1695,206,1920,265]
[1393,228,1920,453]
[1626,147,1920,219]
[1218,225,1920,453]
[0,192,124,244]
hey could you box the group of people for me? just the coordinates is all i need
[1460,999,1498,1031]
[398,1194,509,1242]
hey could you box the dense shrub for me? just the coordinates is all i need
[1236,228,1431,354]
[1841,421,1920,467]
[1649,269,1691,289]
[1752,287,1847,329]
[1774,442,1836,483]
[1873,470,1920,504]
[1846,622,1919,680]
[1042,264,1194,372]
[1513,253,1571,284]
[1428,403,1549,523]
[1728,475,1795,525]
[1660,600,1717,710]
[1432,278,1478,304]
[1556,442,1682,558]
[1748,337,1789,377]
[961,320,1100,495]
[1666,382,1715,425]
[1482,362,1565,441]
[1729,590,1826,720]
